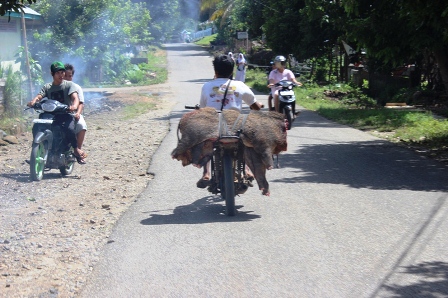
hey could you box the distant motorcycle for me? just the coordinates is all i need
[274,80,299,130]
[26,99,76,181]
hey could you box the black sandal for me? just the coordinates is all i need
[73,152,87,165]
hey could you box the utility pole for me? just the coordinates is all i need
[21,11,33,102]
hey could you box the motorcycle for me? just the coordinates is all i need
[275,80,298,130]
[26,99,76,181]
[185,105,253,216]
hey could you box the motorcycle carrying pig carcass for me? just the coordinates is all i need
[171,107,288,196]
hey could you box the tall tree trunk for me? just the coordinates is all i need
[433,46,448,95]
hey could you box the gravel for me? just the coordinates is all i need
[0,86,173,297]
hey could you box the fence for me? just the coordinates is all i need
[190,28,213,41]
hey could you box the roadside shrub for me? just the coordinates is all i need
[4,67,23,117]
[125,68,145,84]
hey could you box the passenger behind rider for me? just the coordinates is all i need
[268,55,302,113]
[197,54,262,188]
[64,63,87,164]
[267,61,277,111]
[27,61,85,162]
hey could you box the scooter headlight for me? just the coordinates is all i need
[41,102,57,112]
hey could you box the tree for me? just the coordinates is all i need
[343,0,448,93]
[0,0,36,16]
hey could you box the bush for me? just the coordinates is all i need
[125,66,145,84]
[4,67,23,117]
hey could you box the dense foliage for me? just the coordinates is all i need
[0,0,36,16]
[21,0,197,83]
[202,0,448,96]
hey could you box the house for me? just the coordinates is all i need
[0,7,44,69]
[0,7,43,113]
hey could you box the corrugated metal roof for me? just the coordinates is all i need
[2,6,43,20]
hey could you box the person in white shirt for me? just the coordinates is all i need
[64,63,88,164]
[197,54,262,188]
[200,54,261,111]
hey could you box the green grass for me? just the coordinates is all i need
[144,46,168,84]
[245,68,270,93]
[195,34,218,47]
[122,100,157,120]
[245,68,448,149]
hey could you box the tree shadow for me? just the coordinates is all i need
[381,261,448,297]
[272,111,448,192]
[162,44,203,52]
[274,139,448,191]
[140,196,261,225]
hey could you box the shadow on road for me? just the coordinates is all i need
[379,261,448,297]
[162,44,205,52]
[140,196,261,225]
[273,111,448,192]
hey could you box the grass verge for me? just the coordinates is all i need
[246,68,448,152]
[122,96,157,120]
[195,34,218,47]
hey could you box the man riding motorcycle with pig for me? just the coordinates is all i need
[197,54,263,188]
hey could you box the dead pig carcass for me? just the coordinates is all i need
[171,107,287,195]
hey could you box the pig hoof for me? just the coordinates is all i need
[262,189,270,196]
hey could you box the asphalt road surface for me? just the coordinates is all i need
[81,43,448,297]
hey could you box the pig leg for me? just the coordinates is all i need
[190,143,205,168]
[244,147,270,196]
[259,147,274,170]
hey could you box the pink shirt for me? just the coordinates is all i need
[268,69,295,93]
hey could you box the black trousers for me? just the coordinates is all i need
[54,114,77,149]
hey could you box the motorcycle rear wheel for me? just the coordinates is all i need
[30,142,46,181]
[222,153,236,216]
[59,159,75,176]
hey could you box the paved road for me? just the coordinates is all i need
[81,44,448,297]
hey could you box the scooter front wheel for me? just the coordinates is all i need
[284,107,293,130]
[30,142,46,181]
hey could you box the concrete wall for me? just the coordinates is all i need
[0,18,21,62]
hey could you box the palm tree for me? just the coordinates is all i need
[200,0,234,25]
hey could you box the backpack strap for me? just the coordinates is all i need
[220,79,232,111]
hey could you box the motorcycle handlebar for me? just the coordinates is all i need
[185,104,200,110]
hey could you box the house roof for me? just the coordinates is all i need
[2,7,43,20]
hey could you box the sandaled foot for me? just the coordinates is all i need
[74,148,87,158]
[73,151,87,165]
[196,177,211,188]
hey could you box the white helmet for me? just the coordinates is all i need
[274,55,286,62]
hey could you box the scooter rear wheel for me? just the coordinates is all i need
[59,159,75,176]
[222,153,236,216]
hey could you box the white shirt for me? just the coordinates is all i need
[200,78,256,111]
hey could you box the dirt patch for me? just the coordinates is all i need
[0,86,174,297]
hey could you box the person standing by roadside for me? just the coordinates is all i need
[64,63,88,164]
[235,53,247,82]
